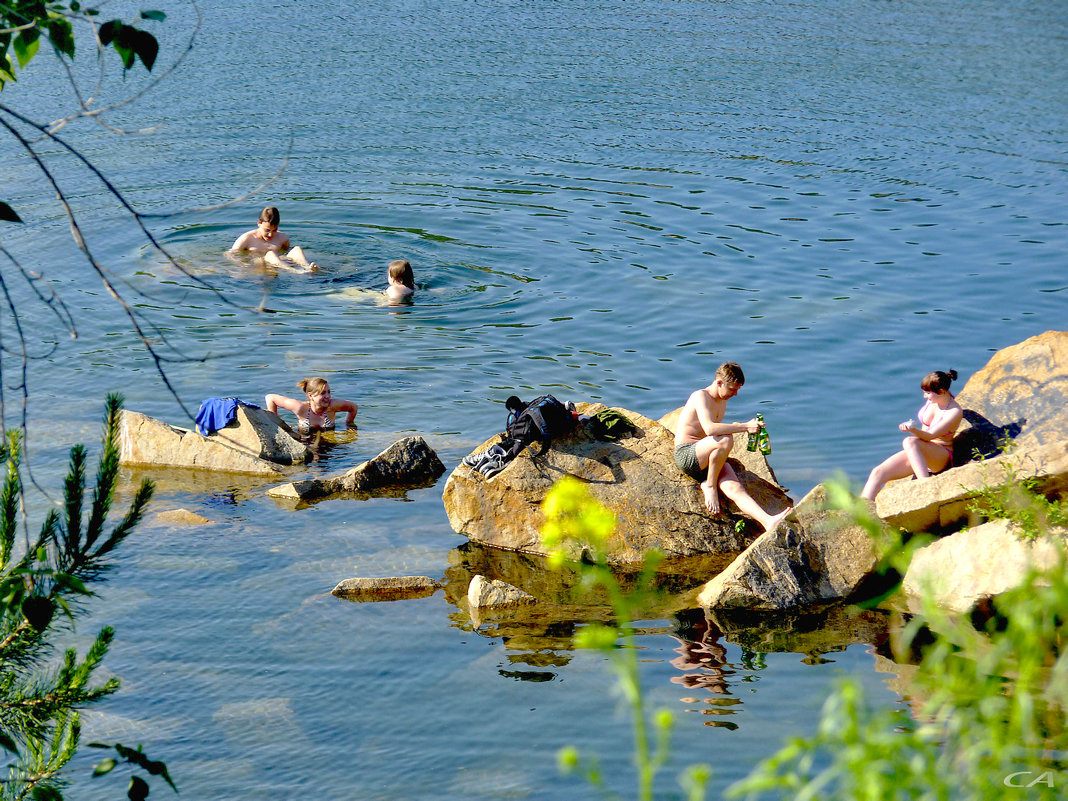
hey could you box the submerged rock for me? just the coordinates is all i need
[155,509,216,526]
[443,404,791,565]
[267,437,446,500]
[331,576,442,601]
[698,484,881,611]
[902,519,1067,614]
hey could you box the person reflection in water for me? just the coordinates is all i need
[228,206,318,272]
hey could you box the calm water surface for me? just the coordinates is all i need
[1,0,1065,797]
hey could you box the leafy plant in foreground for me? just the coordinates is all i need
[540,476,710,801]
[728,479,1068,801]
[0,394,175,800]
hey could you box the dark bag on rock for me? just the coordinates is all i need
[501,394,576,459]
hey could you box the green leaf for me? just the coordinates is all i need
[0,731,18,753]
[131,29,158,71]
[98,20,122,47]
[46,18,75,58]
[127,775,149,801]
[93,757,117,776]
[140,10,167,21]
[0,202,22,223]
[14,30,41,69]
[53,572,91,595]
[71,0,81,10]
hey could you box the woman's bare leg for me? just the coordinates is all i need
[902,436,950,480]
[860,450,914,500]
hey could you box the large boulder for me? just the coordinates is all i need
[207,405,310,464]
[902,519,1067,614]
[698,484,881,611]
[952,330,1068,460]
[267,437,446,500]
[119,410,286,476]
[442,404,792,565]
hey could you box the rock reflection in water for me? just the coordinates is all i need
[444,542,892,721]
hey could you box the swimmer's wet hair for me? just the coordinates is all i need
[297,377,329,395]
[716,362,745,385]
[259,206,280,225]
[388,259,415,289]
[921,369,957,393]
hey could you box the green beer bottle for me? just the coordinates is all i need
[758,416,771,455]
[748,413,764,452]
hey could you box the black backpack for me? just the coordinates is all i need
[501,394,575,458]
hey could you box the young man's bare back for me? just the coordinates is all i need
[673,362,792,533]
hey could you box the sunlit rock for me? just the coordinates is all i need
[119,410,286,476]
[443,404,791,565]
[267,437,446,500]
[952,329,1068,459]
[876,439,1068,532]
[207,405,310,464]
[902,519,1067,614]
[467,575,536,608]
[155,508,216,525]
[331,576,442,601]
[698,484,880,611]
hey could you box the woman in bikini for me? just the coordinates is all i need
[265,377,358,432]
[860,369,962,501]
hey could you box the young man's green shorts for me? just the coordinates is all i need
[674,442,704,481]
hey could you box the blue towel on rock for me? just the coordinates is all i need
[195,397,260,436]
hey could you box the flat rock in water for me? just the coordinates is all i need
[267,437,446,500]
[443,404,792,565]
[155,509,216,525]
[119,410,286,476]
[331,576,442,601]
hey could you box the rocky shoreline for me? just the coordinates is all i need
[122,331,1067,621]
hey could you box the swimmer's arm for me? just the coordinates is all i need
[265,394,305,418]
[331,399,359,426]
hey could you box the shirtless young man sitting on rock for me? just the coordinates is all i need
[673,362,792,533]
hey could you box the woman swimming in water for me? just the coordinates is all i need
[860,369,962,501]
[385,259,415,302]
[265,377,358,431]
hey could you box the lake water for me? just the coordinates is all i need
[1,0,1065,797]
